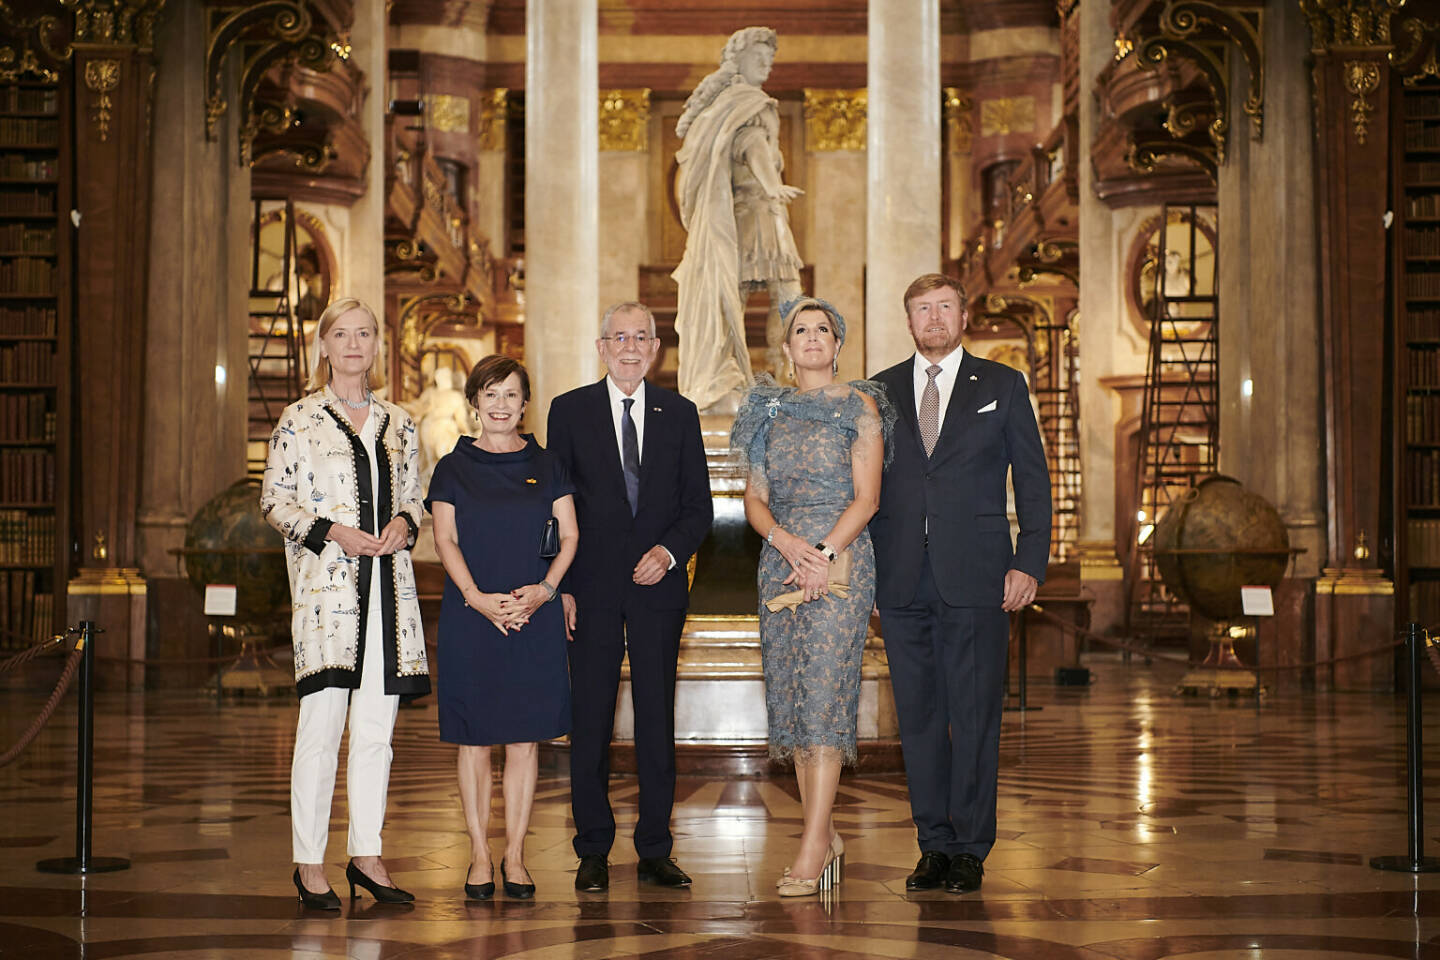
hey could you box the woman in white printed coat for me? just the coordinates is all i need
[260,296,430,909]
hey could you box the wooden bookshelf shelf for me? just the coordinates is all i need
[0,59,66,651]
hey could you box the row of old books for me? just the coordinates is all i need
[0,224,52,253]
[0,448,52,502]
[1405,308,1440,341]
[1405,121,1440,150]
[1404,161,1440,181]
[0,340,50,382]
[1406,449,1440,505]
[1407,347,1440,387]
[0,187,52,215]
[1410,194,1440,218]
[1408,519,1440,567]
[0,303,55,333]
[0,569,51,650]
[0,393,50,441]
[0,510,52,564]
[0,118,58,147]
[0,154,55,180]
[0,256,52,294]
[0,88,56,115]
[1405,272,1440,298]
[1404,394,1440,442]
[1407,226,1440,256]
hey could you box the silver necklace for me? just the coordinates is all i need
[338,391,372,410]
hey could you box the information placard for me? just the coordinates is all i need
[204,584,237,617]
[1240,585,1274,617]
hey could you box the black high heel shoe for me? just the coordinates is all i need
[501,857,535,899]
[292,868,340,911]
[465,863,496,901]
[345,859,415,903]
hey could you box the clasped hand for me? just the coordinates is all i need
[467,583,548,635]
[775,529,831,602]
[327,517,410,557]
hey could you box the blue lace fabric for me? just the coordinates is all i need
[731,376,896,763]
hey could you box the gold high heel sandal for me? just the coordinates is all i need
[777,846,837,897]
[775,831,846,889]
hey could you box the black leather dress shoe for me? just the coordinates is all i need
[637,857,692,886]
[945,853,984,894]
[575,854,609,891]
[905,851,951,890]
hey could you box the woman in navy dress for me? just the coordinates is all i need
[425,355,577,901]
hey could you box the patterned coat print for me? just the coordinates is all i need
[260,388,430,699]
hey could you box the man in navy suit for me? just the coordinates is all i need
[547,301,713,892]
[869,273,1051,894]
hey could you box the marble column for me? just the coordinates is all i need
[865,0,940,374]
[139,2,248,578]
[525,0,599,439]
[348,2,386,326]
[1074,0,1127,629]
[598,90,650,311]
[804,90,867,381]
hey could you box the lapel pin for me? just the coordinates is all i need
[652,406,662,413]
[525,477,537,484]
[970,375,979,381]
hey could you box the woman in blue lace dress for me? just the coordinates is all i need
[732,297,894,896]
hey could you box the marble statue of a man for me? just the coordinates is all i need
[672,26,804,414]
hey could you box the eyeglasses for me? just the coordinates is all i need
[600,333,653,347]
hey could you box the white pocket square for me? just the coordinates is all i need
[977,400,998,413]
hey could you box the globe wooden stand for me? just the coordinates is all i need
[1177,621,1266,699]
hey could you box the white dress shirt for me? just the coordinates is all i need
[606,375,647,466]
[912,343,967,425]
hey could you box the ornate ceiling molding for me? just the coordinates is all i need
[599,88,649,152]
[803,88,866,152]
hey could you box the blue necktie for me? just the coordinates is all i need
[621,397,640,515]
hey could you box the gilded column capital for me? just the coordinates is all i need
[942,87,972,154]
[598,88,650,151]
[802,88,867,151]
[64,0,167,47]
[476,88,507,151]
[1300,0,1404,53]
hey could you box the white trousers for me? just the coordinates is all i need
[291,589,399,864]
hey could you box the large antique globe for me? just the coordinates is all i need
[1152,475,1290,622]
[182,477,290,622]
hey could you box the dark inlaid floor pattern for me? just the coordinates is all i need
[3,658,1440,958]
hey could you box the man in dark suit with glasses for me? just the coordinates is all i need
[547,301,713,892]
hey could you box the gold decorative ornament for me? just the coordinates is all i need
[802,89,866,151]
[429,94,470,134]
[1115,33,1135,60]
[1353,530,1372,561]
[980,96,1035,137]
[599,88,650,151]
[1343,59,1381,143]
[84,58,120,141]
[1157,1,1265,140]
[475,88,507,152]
[69,0,167,46]
[1301,0,1404,53]
[943,87,973,154]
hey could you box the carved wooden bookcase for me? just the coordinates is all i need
[0,58,68,651]
[1394,75,1440,631]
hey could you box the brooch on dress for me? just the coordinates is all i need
[766,398,780,419]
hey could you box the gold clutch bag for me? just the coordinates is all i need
[765,546,853,613]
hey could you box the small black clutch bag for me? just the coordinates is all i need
[539,517,559,558]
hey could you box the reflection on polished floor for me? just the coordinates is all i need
[2,658,1439,959]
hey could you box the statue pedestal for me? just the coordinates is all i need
[541,413,903,776]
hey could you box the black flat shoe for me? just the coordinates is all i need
[637,857,692,886]
[944,853,984,894]
[905,851,951,890]
[292,868,340,911]
[464,863,495,901]
[345,859,415,903]
[501,857,535,899]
